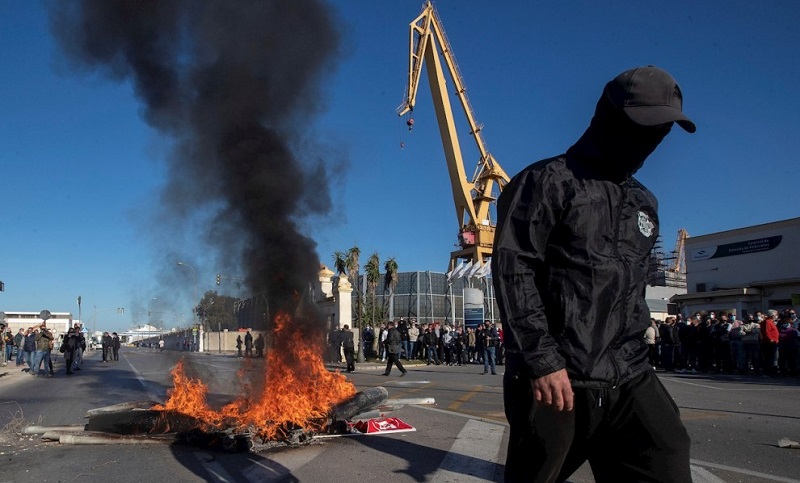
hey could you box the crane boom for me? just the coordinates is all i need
[672,229,689,274]
[397,1,510,271]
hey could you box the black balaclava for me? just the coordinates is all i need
[566,92,672,182]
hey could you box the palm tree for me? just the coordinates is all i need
[365,253,381,328]
[346,246,361,281]
[332,251,348,275]
[346,246,363,361]
[384,257,399,320]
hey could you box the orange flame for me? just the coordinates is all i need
[155,311,356,441]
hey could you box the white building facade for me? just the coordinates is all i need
[0,311,78,339]
[671,217,800,318]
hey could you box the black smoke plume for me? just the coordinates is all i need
[49,0,341,327]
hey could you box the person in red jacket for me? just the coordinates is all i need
[760,309,780,376]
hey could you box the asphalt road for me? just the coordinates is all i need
[1,348,799,483]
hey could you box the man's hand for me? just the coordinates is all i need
[531,369,574,412]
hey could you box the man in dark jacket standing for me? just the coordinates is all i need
[23,329,36,372]
[382,321,407,377]
[14,328,26,366]
[341,325,355,372]
[244,330,253,358]
[60,328,78,375]
[101,332,113,363]
[111,332,121,361]
[492,66,695,483]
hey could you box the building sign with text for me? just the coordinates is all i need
[463,288,485,329]
[691,236,782,261]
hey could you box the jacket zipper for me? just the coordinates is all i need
[608,180,631,388]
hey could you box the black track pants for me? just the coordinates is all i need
[503,370,691,483]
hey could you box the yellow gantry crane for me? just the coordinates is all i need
[397,1,510,272]
[672,229,689,274]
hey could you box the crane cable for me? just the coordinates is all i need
[399,113,414,149]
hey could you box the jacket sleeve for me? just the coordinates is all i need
[491,163,566,379]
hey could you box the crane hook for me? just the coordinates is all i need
[406,118,414,131]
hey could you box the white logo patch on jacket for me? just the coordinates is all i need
[638,211,654,237]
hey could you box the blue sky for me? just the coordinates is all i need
[2,1,798,333]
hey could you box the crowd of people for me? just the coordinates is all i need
[322,307,800,380]
[648,308,798,377]
[0,322,83,376]
[100,331,122,363]
[0,322,125,377]
[328,318,505,375]
[234,330,265,358]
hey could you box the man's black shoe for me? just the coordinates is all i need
[400,371,407,377]
[381,373,390,376]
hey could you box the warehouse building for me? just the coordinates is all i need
[671,217,800,318]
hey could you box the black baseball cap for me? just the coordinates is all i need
[605,65,696,133]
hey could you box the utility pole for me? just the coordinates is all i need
[176,261,200,352]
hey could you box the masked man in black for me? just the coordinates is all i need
[493,66,695,483]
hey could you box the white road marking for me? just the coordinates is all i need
[691,459,800,483]
[193,451,236,482]
[661,376,800,392]
[417,404,510,426]
[122,353,163,402]
[243,446,326,481]
[690,465,727,483]
[382,380,432,386]
[430,419,504,482]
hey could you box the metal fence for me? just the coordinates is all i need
[231,271,500,330]
[352,271,499,326]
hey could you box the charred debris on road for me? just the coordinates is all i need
[21,387,433,453]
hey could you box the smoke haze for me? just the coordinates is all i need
[49,0,342,326]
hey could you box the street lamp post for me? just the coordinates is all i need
[198,298,213,353]
[176,261,202,352]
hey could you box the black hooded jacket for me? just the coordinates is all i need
[491,94,667,388]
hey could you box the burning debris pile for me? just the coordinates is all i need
[151,311,359,444]
[24,385,394,452]
[22,383,430,452]
[23,387,430,451]
[23,311,429,451]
